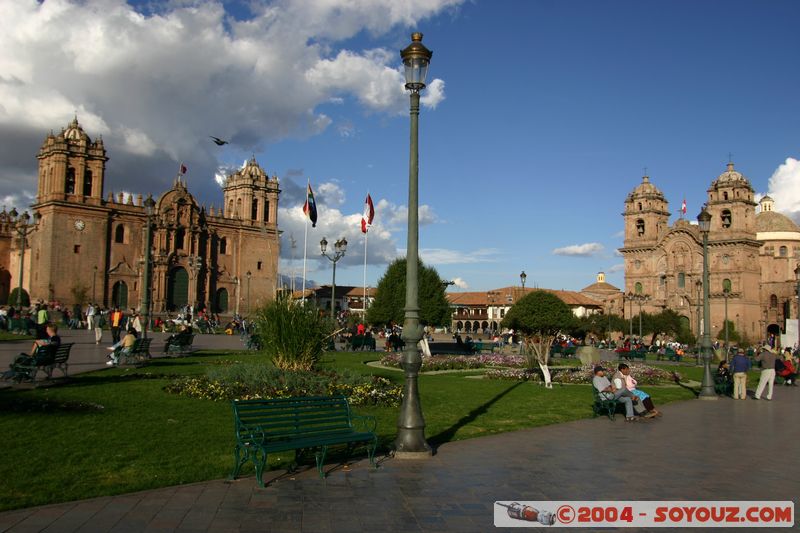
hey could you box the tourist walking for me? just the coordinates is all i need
[35,304,49,339]
[754,346,777,401]
[110,307,124,344]
[86,303,96,330]
[730,349,750,400]
[94,308,106,344]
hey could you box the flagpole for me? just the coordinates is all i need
[302,205,309,304]
[363,228,368,317]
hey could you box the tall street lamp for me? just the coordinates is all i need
[695,280,702,354]
[10,209,41,308]
[632,294,650,339]
[320,237,347,321]
[92,265,98,304]
[625,292,634,339]
[520,271,527,289]
[246,270,252,314]
[697,207,717,399]
[795,264,800,351]
[142,196,156,340]
[395,32,433,458]
[723,285,730,359]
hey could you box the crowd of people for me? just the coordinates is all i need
[716,345,798,400]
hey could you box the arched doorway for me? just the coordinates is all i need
[481,321,489,333]
[215,288,229,313]
[464,322,472,333]
[679,315,690,332]
[167,267,189,311]
[111,281,128,308]
[456,321,463,332]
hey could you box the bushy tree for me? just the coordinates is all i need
[253,298,333,371]
[716,319,741,345]
[8,288,30,307]
[501,290,576,388]
[70,283,90,305]
[366,258,450,327]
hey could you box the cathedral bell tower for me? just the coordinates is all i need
[36,116,107,205]
[705,162,757,238]
[622,174,670,246]
[222,156,279,225]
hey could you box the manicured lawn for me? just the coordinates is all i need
[0,331,33,342]
[1,351,697,511]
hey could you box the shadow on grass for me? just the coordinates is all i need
[0,392,105,414]
[428,381,523,449]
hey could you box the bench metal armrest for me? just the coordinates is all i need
[239,425,267,445]
[351,415,377,433]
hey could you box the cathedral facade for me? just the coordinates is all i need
[619,163,800,342]
[0,118,280,314]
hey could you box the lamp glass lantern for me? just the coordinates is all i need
[320,237,328,255]
[400,32,432,90]
[697,207,712,233]
[520,270,527,287]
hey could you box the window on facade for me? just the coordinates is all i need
[83,170,93,196]
[227,200,233,217]
[637,202,642,211]
[73,245,80,253]
[114,225,125,244]
[770,294,778,308]
[722,278,732,293]
[219,237,227,255]
[723,191,728,200]
[65,168,76,194]
[678,272,685,288]
[721,209,732,229]
[175,228,185,250]
[635,282,643,295]
[257,260,262,270]
[263,201,269,222]
[251,198,258,220]
[636,219,645,236]
[236,198,242,218]
[779,246,787,257]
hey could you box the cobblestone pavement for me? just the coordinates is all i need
[1,381,797,532]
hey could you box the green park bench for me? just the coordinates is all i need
[8,317,34,335]
[550,345,577,358]
[591,387,621,420]
[229,395,378,488]
[427,342,475,356]
[619,348,647,361]
[349,335,377,351]
[166,334,195,356]
[45,343,74,378]
[473,341,496,354]
[6,343,73,382]
[112,338,152,365]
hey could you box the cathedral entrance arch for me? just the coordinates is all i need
[679,315,690,332]
[111,281,128,309]
[215,288,229,313]
[167,267,189,311]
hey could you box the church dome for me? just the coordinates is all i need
[710,162,752,190]
[756,211,800,233]
[581,272,620,294]
[627,175,665,200]
[62,116,89,142]
[225,156,269,186]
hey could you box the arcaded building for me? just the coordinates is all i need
[619,163,800,341]
[0,118,280,314]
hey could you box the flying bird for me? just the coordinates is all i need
[210,136,229,146]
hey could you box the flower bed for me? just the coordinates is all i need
[485,361,680,385]
[164,364,402,406]
[379,353,526,371]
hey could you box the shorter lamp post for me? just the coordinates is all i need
[92,265,98,303]
[723,285,730,358]
[520,270,527,289]
[625,292,634,339]
[320,237,347,321]
[10,209,41,308]
[246,270,252,314]
[633,293,650,339]
[695,280,702,354]
[142,196,156,339]
[697,207,717,399]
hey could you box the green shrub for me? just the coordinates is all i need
[8,288,30,307]
[253,298,333,371]
[164,364,402,406]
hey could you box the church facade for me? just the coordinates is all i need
[619,163,800,342]
[0,118,280,314]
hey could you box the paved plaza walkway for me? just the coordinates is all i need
[1,377,797,532]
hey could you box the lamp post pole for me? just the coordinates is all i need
[626,292,634,340]
[695,280,702,354]
[320,237,347,322]
[636,295,649,339]
[723,287,730,359]
[395,32,433,458]
[11,209,41,309]
[246,271,252,315]
[92,265,98,304]
[697,207,717,399]
[795,265,800,351]
[142,196,155,340]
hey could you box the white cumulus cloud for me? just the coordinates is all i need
[762,157,800,222]
[451,277,469,289]
[552,242,605,257]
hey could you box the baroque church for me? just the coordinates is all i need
[619,162,800,342]
[0,118,280,314]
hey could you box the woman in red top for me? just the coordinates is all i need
[778,353,797,386]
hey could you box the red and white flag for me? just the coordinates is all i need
[179,163,188,175]
[361,193,375,233]
[681,198,687,215]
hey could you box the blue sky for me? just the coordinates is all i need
[2,0,798,292]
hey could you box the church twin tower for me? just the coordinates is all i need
[9,117,280,313]
[620,162,800,341]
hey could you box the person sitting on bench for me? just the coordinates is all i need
[107,327,138,365]
[164,324,192,354]
[592,366,639,422]
[614,363,659,418]
[777,349,797,386]
[26,323,61,356]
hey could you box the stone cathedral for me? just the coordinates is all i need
[620,162,800,341]
[0,118,280,314]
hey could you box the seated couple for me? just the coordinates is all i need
[593,363,661,422]
[107,327,138,365]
